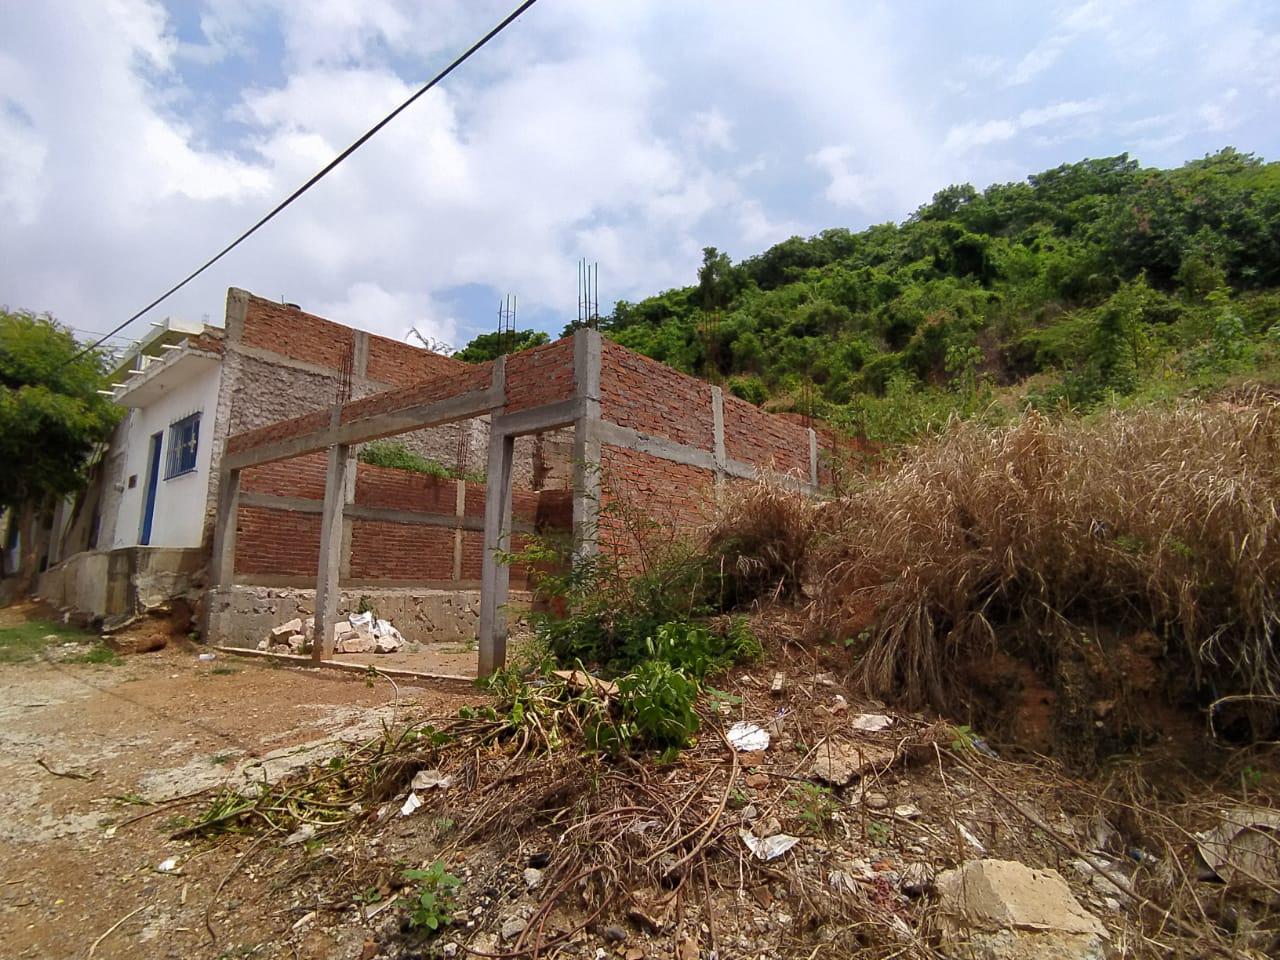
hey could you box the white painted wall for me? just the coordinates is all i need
[112,363,223,549]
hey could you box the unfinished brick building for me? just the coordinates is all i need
[207,318,823,676]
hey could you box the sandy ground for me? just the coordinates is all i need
[0,615,482,960]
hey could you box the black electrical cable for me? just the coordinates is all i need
[74,0,539,360]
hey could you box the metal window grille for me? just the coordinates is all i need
[164,412,201,479]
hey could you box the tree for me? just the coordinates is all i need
[0,309,121,580]
[453,328,550,363]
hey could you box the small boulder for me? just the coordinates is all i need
[935,859,1107,960]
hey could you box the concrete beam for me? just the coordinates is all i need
[490,398,583,438]
[237,491,533,534]
[477,430,514,676]
[222,385,501,470]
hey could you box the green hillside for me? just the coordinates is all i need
[597,149,1280,442]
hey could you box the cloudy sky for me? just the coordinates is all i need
[2,1,1278,354]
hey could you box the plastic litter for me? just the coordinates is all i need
[157,857,179,872]
[197,653,216,662]
[411,769,455,791]
[740,829,800,861]
[727,721,770,752]
[400,792,423,817]
[850,713,894,732]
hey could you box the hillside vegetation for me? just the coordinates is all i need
[599,148,1280,442]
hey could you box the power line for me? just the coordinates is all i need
[76,0,539,361]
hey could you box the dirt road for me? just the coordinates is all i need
[0,618,480,960]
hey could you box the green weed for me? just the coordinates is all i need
[400,860,461,933]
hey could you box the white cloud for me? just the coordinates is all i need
[688,108,733,150]
[943,120,1018,154]
[1,0,1278,349]
[1018,97,1106,128]
[315,281,459,350]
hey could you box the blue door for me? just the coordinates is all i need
[139,432,162,545]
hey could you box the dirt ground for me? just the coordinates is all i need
[0,605,482,960]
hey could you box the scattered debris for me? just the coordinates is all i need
[400,792,423,817]
[740,829,800,861]
[850,713,894,732]
[156,857,179,873]
[770,671,785,696]
[550,669,619,697]
[727,721,770,752]
[197,652,216,662]
[284,824,316,846]
[1194,806,1280,886]
[411,769,455,791]
[900,861,934,897]
[936,859,1107,960]
[809,739,896,786]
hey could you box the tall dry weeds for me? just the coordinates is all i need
[814,395,1280,720]
[704,478,818,608]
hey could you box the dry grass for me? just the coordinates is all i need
[811,395,1280,734]
[704,478,819,608]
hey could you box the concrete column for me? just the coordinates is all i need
[571,327,602,557]
[312,438,350,660]
[808,427,819,489]
[711,386,727,484]
[452,479,465,582]
[210,466,240,587]
[478,431,515,675]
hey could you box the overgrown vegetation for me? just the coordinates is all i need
[356,440,482,483]
[584,149,1280,444]
[0,618,94,664]
[687,394,1274,767]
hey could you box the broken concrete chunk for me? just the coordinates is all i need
[936,859,1107,960]
[337,635,376,654]
[373,634,400,654]
[770,672,785,696]
[271,618,303,639]
[809,739,897,786]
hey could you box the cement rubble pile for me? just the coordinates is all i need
[256,612,406,655]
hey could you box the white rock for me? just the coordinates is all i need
[850,713,894,732]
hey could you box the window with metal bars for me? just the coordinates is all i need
[164,412,200,479]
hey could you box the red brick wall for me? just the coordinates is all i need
[722,393,810,477]
[599,341,714,449]
[366,332,467,385]
[241,296,354,370]
[355,463,457,514]
[349,521,455,581]
[240,294,462,385]
[234,505,321,576]
[598,444,714,556]
[242,452,329,500]
[339,362,494,425]
[503,338,576,412]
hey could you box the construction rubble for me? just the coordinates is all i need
[256,611,408,656]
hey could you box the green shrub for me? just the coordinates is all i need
[358,441,452,478]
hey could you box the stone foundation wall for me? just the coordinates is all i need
[206,584,531,649]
